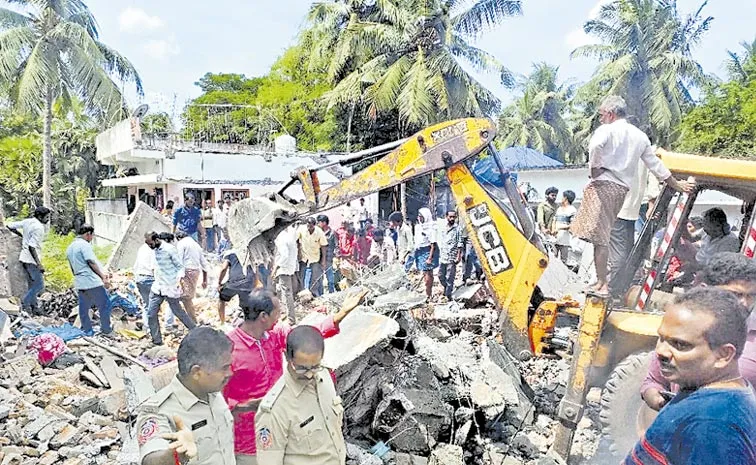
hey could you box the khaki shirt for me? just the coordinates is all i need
[297,226,328,265]
[255,369,346,465]
[136,376,235,465]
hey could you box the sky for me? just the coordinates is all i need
[86,0,756,118]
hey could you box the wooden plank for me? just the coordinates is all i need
[99,356,124,391]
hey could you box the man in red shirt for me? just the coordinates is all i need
[336,221,356,261]
[222,288,367,465]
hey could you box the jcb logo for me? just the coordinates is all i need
[467,203,512,274]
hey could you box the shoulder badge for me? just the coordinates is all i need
[259,377,286,412]
[137,418,159,445]
[257,427,273,450]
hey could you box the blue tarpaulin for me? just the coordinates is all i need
[16,322,86,342]
[472,146,563,187]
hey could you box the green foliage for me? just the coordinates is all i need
[571,0,712,147]
[183,47,341,151]
[41,232,112,292]
[303,0,521,126]
[497,63,576,161]
[0,134,41,199]
[0,0,142,207]
[140,112,173,135]
[677,54,756,158]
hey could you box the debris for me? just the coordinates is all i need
[83,355,110,387]
[346,443,382,465]
[428,444,464,465]
[83,336,149,370]
[99,356,125,390]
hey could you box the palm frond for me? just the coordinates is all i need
[366,54,410,112]
[570,44,617,61]
[397,50,435,124]
[453,0,522,37]
[0,26,35,79]
[15,39,56,113]
[0,7,32,27]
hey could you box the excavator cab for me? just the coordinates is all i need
[545,150,756,460]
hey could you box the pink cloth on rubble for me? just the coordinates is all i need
[30,333,67,366]
[222,316,339,455]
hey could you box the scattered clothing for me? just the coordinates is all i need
[29,333,67,366]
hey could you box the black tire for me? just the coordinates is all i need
[599,351,659,457]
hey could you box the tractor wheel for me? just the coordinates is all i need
[599,351,659,457]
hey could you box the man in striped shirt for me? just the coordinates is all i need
[625,288,756,465]
[145,232,197,346]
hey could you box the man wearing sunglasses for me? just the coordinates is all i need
[255,326,345,465]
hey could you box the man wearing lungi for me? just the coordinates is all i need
[571,95,695,296]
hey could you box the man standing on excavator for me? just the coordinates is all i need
[570,95,694,295]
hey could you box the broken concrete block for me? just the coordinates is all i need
[453,420,472,446]
[106,201,170,271]
[123,367,155,414]
[451,283,488,307]
[22,414,57,440]
[50,424,83,448]
[373,389,452,455]
[345,443,382,465]
[428,444,464,465]
[37,452,60,465]
[395,453,429,465]
[372,289,425,313]
[300,310,399,370]
[99,356,124,391]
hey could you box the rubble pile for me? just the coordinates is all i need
[37,291,78,319]
[314,265,597,465]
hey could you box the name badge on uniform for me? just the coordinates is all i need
[191,420,208,431]
[299,416,314,428]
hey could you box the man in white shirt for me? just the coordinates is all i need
[7,206,50,314]
[389,211,414,267]
[213,200,226,244]
[553,190,577,264]
[367,229,396,269]
[273,224,299,324]
[570,95,694,295]
[175,230,208,321]
[133,232,157,328]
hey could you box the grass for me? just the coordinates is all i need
[41,232,113,292]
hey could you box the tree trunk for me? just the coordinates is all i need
[42,88,53,208]
[346,102,355,153]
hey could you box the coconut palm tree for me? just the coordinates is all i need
[571,0,712,146]
[303,0,521,126]
[498,63,575,161]
[725,38,756,84]
[0,0,142,207]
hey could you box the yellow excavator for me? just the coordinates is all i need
[226,118,756,462]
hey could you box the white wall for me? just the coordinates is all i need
[516,167,745,225]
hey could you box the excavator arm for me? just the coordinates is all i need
[227,117,548,358]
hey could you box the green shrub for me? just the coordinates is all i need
[41,232,113,292]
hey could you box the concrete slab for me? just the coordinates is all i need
[0,229,27,298]
[537,253,583,301]
[300,310,399,370]
[106,201,171,271]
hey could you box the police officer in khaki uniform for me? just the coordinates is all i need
[137,326,236,465]
[255,326,346,465]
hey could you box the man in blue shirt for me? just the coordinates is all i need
[625,287,756,464]
[65,224,112,337]
[172,193,202,242]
